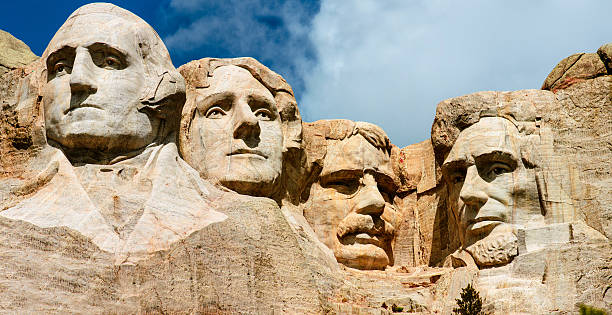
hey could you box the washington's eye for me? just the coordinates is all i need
[104,55,121,69]
[53,61,70,75]
[254,108,272,121]
[205,107,226,119]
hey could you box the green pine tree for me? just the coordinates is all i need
[453,283,483,315]
[578,303,608,315]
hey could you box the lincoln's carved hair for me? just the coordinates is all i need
[431,91,542,169]
[41,3,186,126]
[431,91,578,223]
[178,57,302,153]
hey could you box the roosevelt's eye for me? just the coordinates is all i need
[254,108,273,121]
[323,178,359,195]
[205,107,226,119]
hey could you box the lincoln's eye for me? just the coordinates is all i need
[488,162,512,177]
[493,167,505,175]
[451,172,465,184]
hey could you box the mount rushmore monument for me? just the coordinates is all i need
[0,3,610,314]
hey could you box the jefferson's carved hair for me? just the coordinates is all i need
[178,57,303,153]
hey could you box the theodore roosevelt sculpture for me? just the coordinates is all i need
[0,3,225,255]
[301,120,399,270]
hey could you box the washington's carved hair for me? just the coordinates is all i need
[41,3,186,124]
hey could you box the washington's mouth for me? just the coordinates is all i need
[64,103,102,114]
[227,149,267,159]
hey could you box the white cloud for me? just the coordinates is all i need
[163,0,318,96]
[300,0,612,147]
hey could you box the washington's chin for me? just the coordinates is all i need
[218,171,280,198]
[334,243,390,270]
[48,132,155,152]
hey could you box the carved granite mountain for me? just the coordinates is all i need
[0,4,610,314]
[0,29,37,74]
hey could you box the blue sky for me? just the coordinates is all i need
[3,0,612,147]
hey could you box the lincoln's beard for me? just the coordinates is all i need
[465,232,519,267]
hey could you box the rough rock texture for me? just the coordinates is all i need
[300,119,399,271]
[0,29,38,74]
[1,4,611,313]
[391,140,456,268]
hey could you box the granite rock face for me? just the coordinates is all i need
[0,29,37,74]
[0,3,611,314]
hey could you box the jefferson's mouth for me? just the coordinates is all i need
[65,103,102,114]
[227,149,267,159]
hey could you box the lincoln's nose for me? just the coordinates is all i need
[459,165,488,210]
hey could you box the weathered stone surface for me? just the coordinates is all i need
[0,29,38,74]
[425,44,611,312]
[1,3,611,314]
[301,119,399,270]
[542,53,607,91]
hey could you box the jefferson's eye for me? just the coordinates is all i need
[205,107,226,119]
[254,108,273,121]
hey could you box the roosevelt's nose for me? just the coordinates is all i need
[355,173,385,216]
[233,100,260,139]
[70,47,98,94]
[459,165,488,209]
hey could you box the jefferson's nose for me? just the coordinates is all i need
[233,101,260,139]
[355,174,385,216]
[459,165,488,209]
[70,47,98,94]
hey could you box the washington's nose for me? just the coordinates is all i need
[459,165,488,208]
[355,174,385,216]
[69,47,98,94]
[233,101,260,139]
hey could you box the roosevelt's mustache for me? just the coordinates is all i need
[336,212,394,239]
